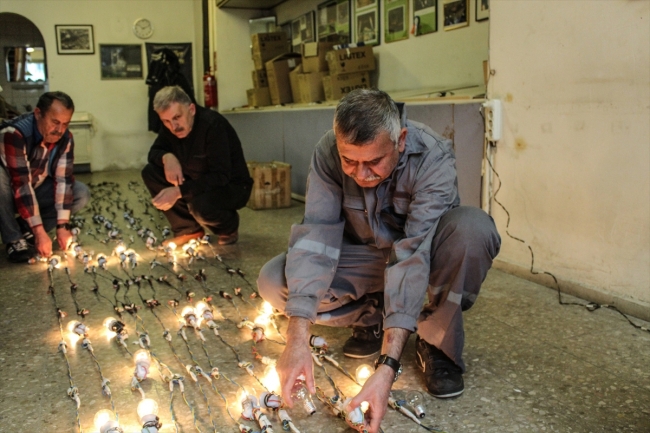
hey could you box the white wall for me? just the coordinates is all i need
[489,1,650,308]
[0,0,203,171]
[218,0,488,110]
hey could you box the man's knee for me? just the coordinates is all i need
[439,206,501,259]
[257,253,289,312]
[72,181,90,213]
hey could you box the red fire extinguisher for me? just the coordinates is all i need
[203,69,217,108]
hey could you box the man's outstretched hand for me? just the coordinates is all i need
[276,317,316,407]
[152,186,181,211]
[346,366,394,433]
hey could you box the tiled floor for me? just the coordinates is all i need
[0,170,648,433]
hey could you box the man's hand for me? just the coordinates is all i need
[32,225,52,257]
[56,224,73,250]
[152,186,181,211]
[162,153,184,186]
[276,317,316,407]
[347,366,394,433]
[346,327,412,433]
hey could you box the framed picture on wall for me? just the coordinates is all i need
[291,11,316,52]
[413,0,437,36]
[99,44,143,79]
[384,0,409,43]
[318,0,351,43]
[443,0,468,31]
[354,0,380,45]
[55,25,95,54]
[476,0,489,21]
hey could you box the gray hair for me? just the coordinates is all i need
[333,89,401,145]
[153,86,192,112]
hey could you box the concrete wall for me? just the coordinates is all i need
[489,1,650,312]
[0,0,203,171]
[217,0,488,110]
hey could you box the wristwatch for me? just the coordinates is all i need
[374,354,402,382]
[56,223,72,230]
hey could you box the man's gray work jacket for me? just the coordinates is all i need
[284,119,460,332]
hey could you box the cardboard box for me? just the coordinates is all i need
[289,64,303,104]
[247,161,292,210]
[252,69,268,88]
[246,87,271,107]
[322,72,370,101]
[265,53,302,105]
[252,32,289,70]
[301,41,337,73]
[325,45,375,75]
[298,71,327,103]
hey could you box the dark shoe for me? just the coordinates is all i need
[415,336,464,398]
[217,230,238,246]
[342,323,383,358]
[15,217,35,247]
[163,230,205,247]
[6,239,34,263]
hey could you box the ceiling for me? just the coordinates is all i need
[216,0,287,9]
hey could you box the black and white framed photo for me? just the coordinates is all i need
[354,0,380,45]
[443,0,468,31]
[476,0,489,21]
[55,25,95,55]
[99,44,143,79]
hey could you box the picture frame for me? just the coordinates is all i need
[55,25,94,55]
[443,0,469,31]
[413,0,437,36]
[318,0,351,43]
[476,0,489,21]
[291,11,316,53]
[99,44,143,79]
[354,0,380,45]
[384,0,409,43]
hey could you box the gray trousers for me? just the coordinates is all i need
[257,206,501,371]
[0,165,90,244]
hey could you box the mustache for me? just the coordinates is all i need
[173,127,184,133]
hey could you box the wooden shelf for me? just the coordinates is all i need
[217,0,287,9]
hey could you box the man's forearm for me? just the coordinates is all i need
[285,316,312,345]
[381,327,412,361]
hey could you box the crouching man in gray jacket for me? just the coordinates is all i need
[258,89,501,433]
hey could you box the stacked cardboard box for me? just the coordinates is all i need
[246,161,292,210]
[289,41,339,104]
[265,53,302,105]
[248,32,290,107]
[322,45,375,101]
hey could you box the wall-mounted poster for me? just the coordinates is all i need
[100,44,143,79]
[384,0,409,43]
[476,0,489,21]
[318,0,351,43]
[291,11,315,52]
[413,0,437,36]
[354,0,380,45]
[443,0,468,31]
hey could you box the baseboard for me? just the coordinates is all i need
[493,259,650,323]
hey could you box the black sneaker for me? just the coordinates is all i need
[15,217,35,247]
[6,239,34,263]
[415,336,464,398]
[342,323,383,358]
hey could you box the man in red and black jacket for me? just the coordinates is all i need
[142,86,252,246]
[0,91,90,262]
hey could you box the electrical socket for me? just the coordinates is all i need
[482,99,502,142]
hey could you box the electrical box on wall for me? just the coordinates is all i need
[483,99,502,142]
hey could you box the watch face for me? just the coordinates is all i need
[134,18,153,39]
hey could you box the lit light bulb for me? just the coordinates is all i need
[48,255,62,269]
[97,253,108,269]
[261,301,274,316]
[261,364,280,393]
[406,390,426,418]
[291,379,316,415]
[355,363,373,385]
[133,349,151,381]
[166,242,177,251]
[253,314,271,328]
[113,242,126,255]
[181,306,198,328]
[93,409,121,433]
[238,388,254,420]
[137,398,161,432]
[67,320,88,336]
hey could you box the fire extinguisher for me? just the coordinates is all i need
[203,69,217,108]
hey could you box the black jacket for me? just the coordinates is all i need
[148,105,252,200]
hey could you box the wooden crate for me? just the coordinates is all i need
[246,161,292,210]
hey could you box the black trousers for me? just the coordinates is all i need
[141,163,251,236]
